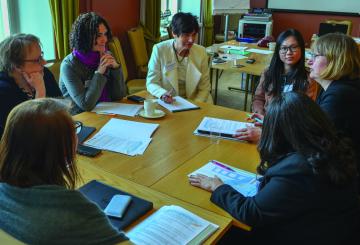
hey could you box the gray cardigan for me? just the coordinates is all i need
[59,53,126,115]
[0,183,128,245]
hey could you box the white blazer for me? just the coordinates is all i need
[146,39,212,103]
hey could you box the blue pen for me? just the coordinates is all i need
[246,113,263,124]
[211,160,235,172]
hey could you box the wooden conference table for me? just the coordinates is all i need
[209,41,273,110]
[74,91,260,236]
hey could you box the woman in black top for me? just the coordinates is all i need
[0,33,61,136]
[190,92,359,244]
[308,33,360,191]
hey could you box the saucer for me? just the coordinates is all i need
[138,109,165,119]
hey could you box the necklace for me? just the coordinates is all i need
[172,41,187,63]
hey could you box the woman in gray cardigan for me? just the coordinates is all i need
[60,12,126,115]
[0,98,128,244]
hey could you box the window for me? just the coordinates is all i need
[0,0,55,60]
[160,0,202,41]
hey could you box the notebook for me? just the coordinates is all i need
[78,180,153,230]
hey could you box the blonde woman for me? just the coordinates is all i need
[308,32,360,192]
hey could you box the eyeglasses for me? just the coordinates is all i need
[74,121,83,134]
[309,52,323,60]
[23,52,45,64]
[279,46,299,54]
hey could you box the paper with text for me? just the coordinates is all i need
[194,116,253,138]
[91,102,143,117]
[84,118,159,156]
[127,205,218,245]
[157,96,199,112]
[189,160,260,197]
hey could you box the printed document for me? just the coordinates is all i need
[127,205,218,245]
[157,96,199,112]
[91,102,143,117]
[189,160,260,197]
[84,118,159,156]
[194,116,253,140]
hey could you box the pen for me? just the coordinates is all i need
[211,160,235,172]
[246,113,263,124]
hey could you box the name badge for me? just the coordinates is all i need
[283,84,293,93]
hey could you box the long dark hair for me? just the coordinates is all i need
[263,29,308,97]
[69,12,112,53]
[0,98,80,189]
[257,92,357,186]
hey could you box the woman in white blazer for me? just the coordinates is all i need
[146,12,212,104]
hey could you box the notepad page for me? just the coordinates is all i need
[247,48,274,54]
[157,96,199,112]
[91,102,143,117]
[127,205,218,245]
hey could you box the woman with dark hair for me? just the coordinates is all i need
[147,12,212,103]
[0,33,61,137]
[308,32,360,191]
[60,12,126,115]
[190,92,359,244]
[0,98,128,244]
[235,29,318,142]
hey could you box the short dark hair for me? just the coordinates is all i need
[69,12,112,53]
[0,98,80,189]
[257,92,357,186]
[0,33,40,73]
[264,29,308,97]
[171,12,199,36]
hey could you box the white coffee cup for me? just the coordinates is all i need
[144,99,157,117]
[267,42,276,51]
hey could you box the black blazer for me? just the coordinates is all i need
[0,68,61,136]
[211,153,360,245]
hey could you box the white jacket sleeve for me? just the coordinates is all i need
[146,44,167,98]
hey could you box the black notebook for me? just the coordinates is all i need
[78,180,153,230]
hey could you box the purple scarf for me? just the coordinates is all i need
[73,49,111,102]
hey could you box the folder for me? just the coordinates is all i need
[78,180,153,230]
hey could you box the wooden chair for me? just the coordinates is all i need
[45,59,62,84]
[127,26,149,78]
[108,37,146,95]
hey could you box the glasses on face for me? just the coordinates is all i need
[279,46,299,54]
[74,121,83,134]
[309,52,323,60]
[23,51,45,64]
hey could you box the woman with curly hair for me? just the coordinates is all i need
[59,12,126,114]
[190,92,359,244]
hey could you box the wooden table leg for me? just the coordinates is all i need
[243,74,250,111]
[214,69,219,105]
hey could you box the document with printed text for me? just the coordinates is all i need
[194,116,253,140]
[189,160,260,197]
[127,205,218,245]
[84,118,159,156]
[91,102,143,117]
[157,96,199,112]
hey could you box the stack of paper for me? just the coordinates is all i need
[84,118,159,156]
[157,96,199,112]
[127,205,219,245]
[91,102,143,117]
[189,160,260,197]
[194,116,253,141]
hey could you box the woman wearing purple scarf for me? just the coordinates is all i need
[59,12,126,115]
